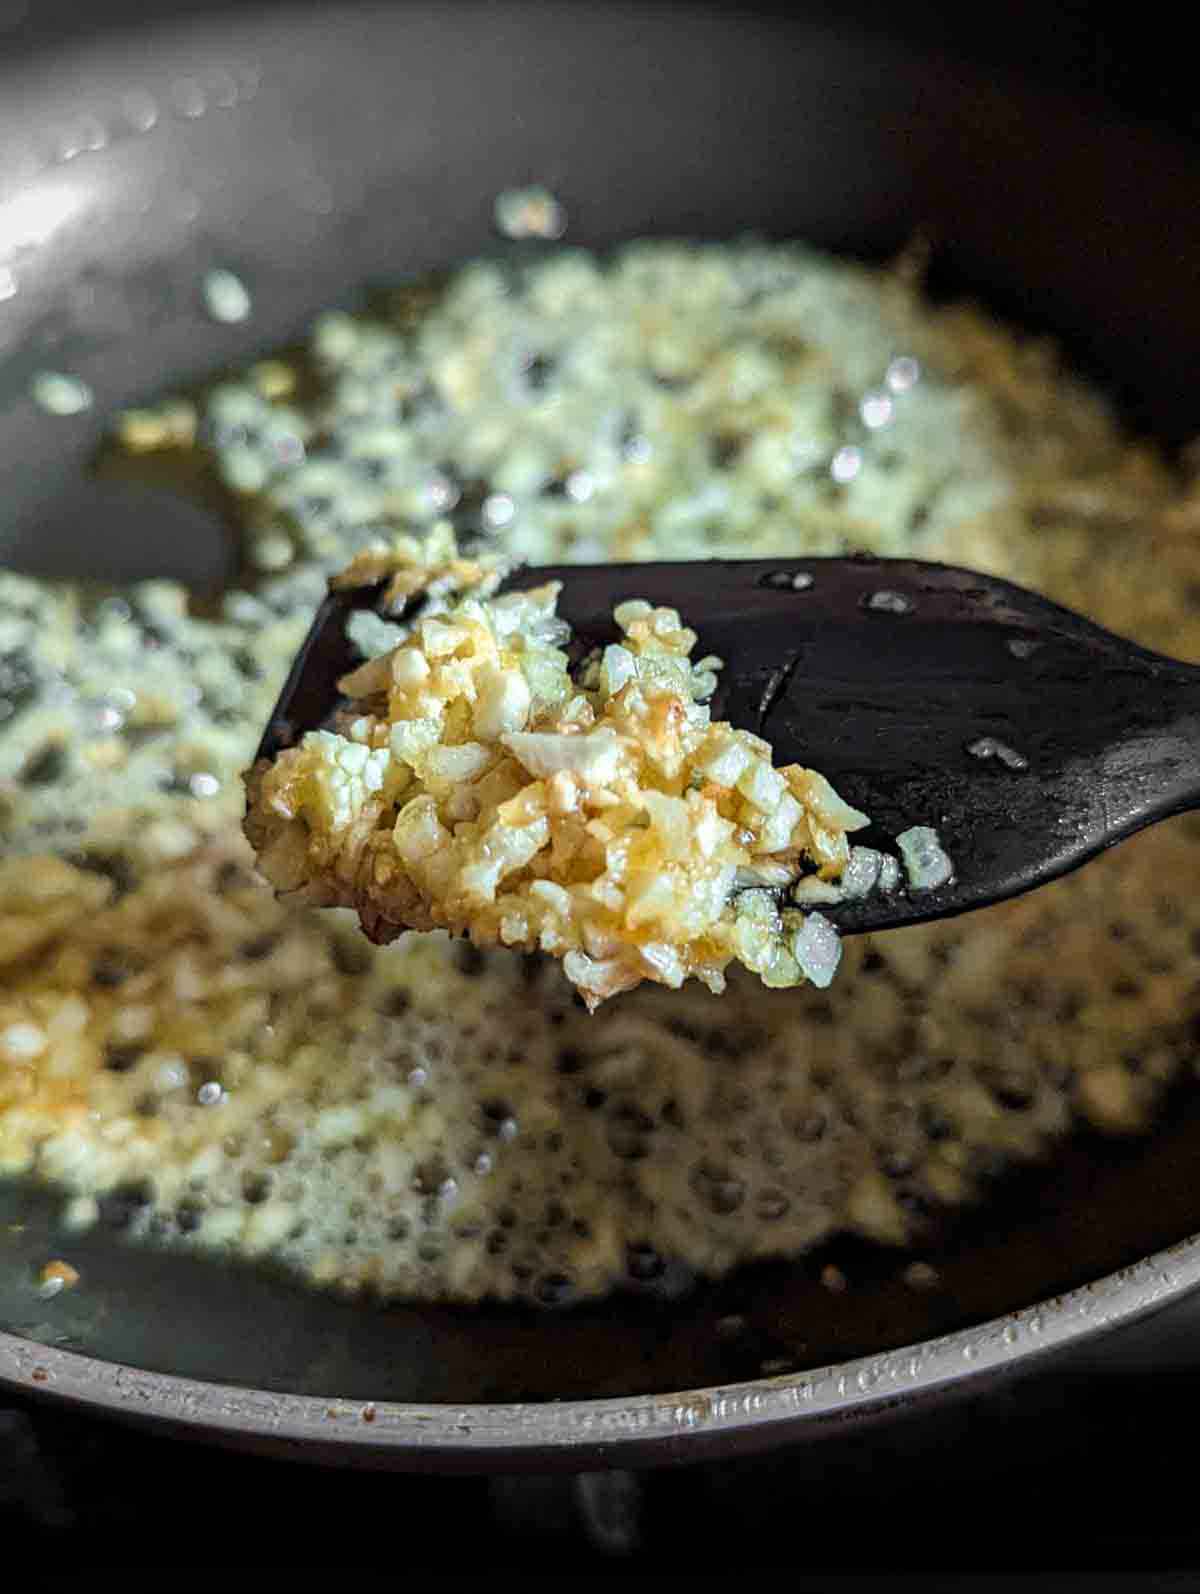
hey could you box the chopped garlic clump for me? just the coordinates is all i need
[245,535,868,1007]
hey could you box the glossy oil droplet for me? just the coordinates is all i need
[866,589,913,615]
[1007,636,1040,659]
[966,736,1029,771]
[760,568,814,591]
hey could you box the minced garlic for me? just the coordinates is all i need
[245,534,868,1007]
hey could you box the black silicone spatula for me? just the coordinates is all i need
[257,555,1200,935]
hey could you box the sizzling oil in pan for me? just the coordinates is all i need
[3,2,1200,1417]
[6,236,1200,1402]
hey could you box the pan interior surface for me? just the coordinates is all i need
[3,0,1200,1448]
[5,1095,1200,1411]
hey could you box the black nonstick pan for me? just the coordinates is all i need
[3,0,1200,1470]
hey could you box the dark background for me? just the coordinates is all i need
[3,2,1200,1589]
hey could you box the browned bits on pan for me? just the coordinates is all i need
[36,1258,81,1296]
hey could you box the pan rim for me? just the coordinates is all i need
[2,1231,1196,1466]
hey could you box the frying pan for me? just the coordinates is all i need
[3,0,1200,1470]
